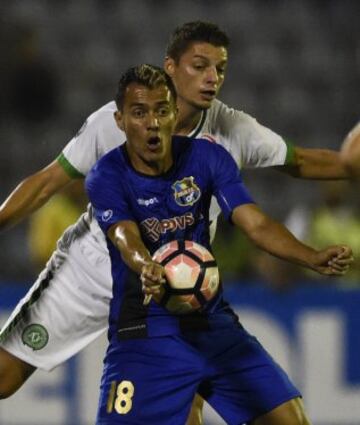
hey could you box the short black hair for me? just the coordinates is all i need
[115,64,177,110]
[166,21,230,63]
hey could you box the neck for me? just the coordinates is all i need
[140,160,172,176]
[126,145,173,176]
[175,98,203,136]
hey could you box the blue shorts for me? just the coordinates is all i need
[96,326,300,424]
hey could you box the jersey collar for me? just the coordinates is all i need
[187,110,207,139]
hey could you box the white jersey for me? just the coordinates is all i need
[0,99,288,370]
[61,99,287,176]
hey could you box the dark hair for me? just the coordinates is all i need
[115,64,177,110]
[166,21,230,63]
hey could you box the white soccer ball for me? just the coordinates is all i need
[152,240,220,314]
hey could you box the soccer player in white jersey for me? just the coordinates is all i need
[341,122,360,179]
[0,20,350,424]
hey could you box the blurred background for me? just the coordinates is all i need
[0,1,359,424]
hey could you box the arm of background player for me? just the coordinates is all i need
[340,123,360,179]
[0,160,74,232]
[275,146,349,179]
[107,220,165,296]
[231,203,353,276]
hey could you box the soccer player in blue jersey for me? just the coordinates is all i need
[86,64,353,425]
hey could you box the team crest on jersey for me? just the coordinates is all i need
[22,324,49,351]
[172,177,201,206]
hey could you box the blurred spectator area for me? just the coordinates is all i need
[0,0,359,280]
[27,180,88,272]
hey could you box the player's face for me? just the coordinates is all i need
[115,83,177,174]
[164,42,228,110]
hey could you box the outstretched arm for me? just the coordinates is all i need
[276,146,349,179]
[340,123,360,179]
[0,160,74,232]
[232,203,353,275]
[107,220,165,299]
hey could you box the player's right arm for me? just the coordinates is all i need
[0,160,73,232]
[0,103,120,233]
[107,220,165,297]
[85,154,165,299]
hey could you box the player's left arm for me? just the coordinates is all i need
[107,220,165,298]
[210,143,353,275]
[340,122,360,179]
[223,109,349,179]
[276,146,350,179]
[231,203,353,276]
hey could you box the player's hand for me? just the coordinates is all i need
[311,245,354,276]
[140,261,166,305]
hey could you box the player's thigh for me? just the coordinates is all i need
[0,348,35,398]
[0,233,111,371]
[191,327,301,425]
[186,394,204,425]
[251,397,311,425]
[97,336,201,425]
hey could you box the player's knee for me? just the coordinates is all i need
[0,349,35,399]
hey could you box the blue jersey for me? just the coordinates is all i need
[86,136,254,342]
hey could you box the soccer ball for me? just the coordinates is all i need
[152,240,220,314]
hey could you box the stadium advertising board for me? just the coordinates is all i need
[1,284,360,425]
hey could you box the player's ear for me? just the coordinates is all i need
[173,104,179,118]
[114,111,125,131]
[164,56,175,77]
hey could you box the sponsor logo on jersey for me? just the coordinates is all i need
[137,197,159,207]
[102,209,113,222]
[140,212,195,242]
[172,177,201,207]
[22,324,49,351]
